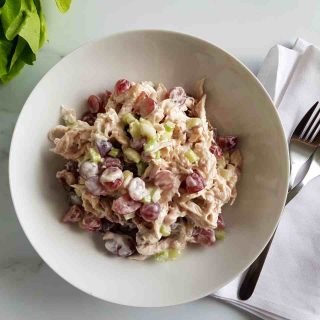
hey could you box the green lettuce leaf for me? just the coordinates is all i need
[55,0,72,13]
[0,37,13,77]
[10,36,35,70]
[0,0,70,84]
[1,58,25,83]
[0,0,27,41]
[33,0,47,48]
[1,0,40,53]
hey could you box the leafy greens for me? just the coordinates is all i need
[0,0,72,83]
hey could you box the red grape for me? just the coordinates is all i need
[154,170,174,190]
[99,90,112,112]
[104,232,135,257]
[194,227,215,246]
[100,167,123,192]
[81,112,97,126]
[79,161,99,179]
[87,95,101,113]
[62,205,84,223]
[217,215,225,229]
[102,157,122,170]
[185,172,205,193]
[128,177,146,201]
[217,136,238,152]
[210,142,223,158]
[140,203,160,222]
[169,87,186,105]
[130,137,147,151]
[79,213,101,231]
[134,91,156,116]
[65,161,78,176]
[114,79,131,95]
[112,194,141,215]
[85,176,106,196]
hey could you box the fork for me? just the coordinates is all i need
[238,102,320,301]
[289,102,320,189]
[287,146,320,202]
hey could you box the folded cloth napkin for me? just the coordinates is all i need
[212,39,320,320]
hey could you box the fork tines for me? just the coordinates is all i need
[299,102,320,143]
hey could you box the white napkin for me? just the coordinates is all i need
[212,39,320,320]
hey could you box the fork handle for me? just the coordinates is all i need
[238,187,298,300]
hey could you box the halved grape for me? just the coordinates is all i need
[168,87,186,104]
[102,157,122,170]
[210,142,223,158]
[81,112,97,126]
[185,172,205,193]
[193,227,215,246]
[140,203,160,221]
[99,90,112,112]
[128,177,146,201]
[62,205,84,223]
[217,136,238,152]
[154,170,174,190]
[130,137,147,151]
[112,194,142,215]
[79,161,99,179]
[114,79,131,95]
[87,95,101,113]
[134,91,156,116]
[79,213,101,231]
[85,176,106,196]
[100,167,123,184]
[103,232,135,257]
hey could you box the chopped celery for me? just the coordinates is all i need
[168,249,181,260]
[142,193,151,204]
[122,113,136,124]
[154,249,181,262]
[215,230,225,240]
[108,147,120,157]
[137,161,147,176]
[160,225,171,237]
[144,139,158,153]
[187,117,202,129]
[124,212,135,220]
[164,121,175,132]
[123,148,141,163]
[154,250,169,262]
[155,150,161,159]
[123,170,133,187]
[63,117,76,126]
[184,149,199,163]
[151,188,161,202]
[89,148,102,163]
[218,168,232,180]
[140,119,157,139]
[158,131,171,141]
[128,120,141,138]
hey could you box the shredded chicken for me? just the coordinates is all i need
[49,79,241,261]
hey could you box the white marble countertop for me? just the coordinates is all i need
[1,0,320,319]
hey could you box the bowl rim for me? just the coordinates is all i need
[9,29,290,307]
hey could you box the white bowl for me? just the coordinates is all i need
[9,30,289,307]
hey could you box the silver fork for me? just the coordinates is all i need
[287,146,320,202]
[289,102,320,189]
[238,102,320,301]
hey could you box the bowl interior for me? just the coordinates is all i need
[10,30,289,307]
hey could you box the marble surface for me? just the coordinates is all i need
[1,0,320,319]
